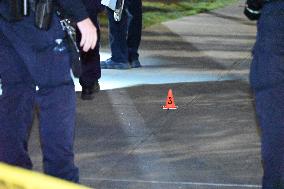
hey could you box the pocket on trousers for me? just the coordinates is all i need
[35,42,72,88]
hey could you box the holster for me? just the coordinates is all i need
[0,0,53,29]
[34,0,53,30]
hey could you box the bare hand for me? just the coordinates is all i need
[76,18,98,52]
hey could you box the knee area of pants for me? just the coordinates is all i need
[36,81,74,92]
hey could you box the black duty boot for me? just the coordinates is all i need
[81,81,100,100]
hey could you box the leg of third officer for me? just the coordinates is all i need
[127,0,142,68]
[100,3,130,69]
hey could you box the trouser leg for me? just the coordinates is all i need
[37,84,78,182]
[0,84,35,169]
[250,3,284,188]
[107,6,129,63]
[127,0,142,62]
[0,32,35,169]
[34,39,79,182]
[255,86,284,189]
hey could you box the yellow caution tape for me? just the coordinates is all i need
[0,163,92,189]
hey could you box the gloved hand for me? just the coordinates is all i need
[244,0,263,20]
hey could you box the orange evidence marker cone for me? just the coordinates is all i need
[162,89,178,110]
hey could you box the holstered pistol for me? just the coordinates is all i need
[35,0,53,30]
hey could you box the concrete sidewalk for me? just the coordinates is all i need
[29,1,262,188]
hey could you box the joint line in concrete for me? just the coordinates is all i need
[81,177,261,188]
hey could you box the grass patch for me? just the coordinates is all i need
[142,0,237,28]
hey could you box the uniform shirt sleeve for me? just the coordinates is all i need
[56,0,90,23]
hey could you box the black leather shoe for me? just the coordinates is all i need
[81,82,100,100]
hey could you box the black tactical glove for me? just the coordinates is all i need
[244,0,263,20]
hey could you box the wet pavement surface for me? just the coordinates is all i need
[28,1,263,188]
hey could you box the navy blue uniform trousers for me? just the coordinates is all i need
[0,13,79,182]
[250,1,284,188]
[107,0,142,63]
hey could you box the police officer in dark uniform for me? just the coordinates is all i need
[0,0,97,182]
[248,0,284,188]
[100,0,142,69]
[77,0,104,100]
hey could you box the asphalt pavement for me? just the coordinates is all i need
[28,1,263,188]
